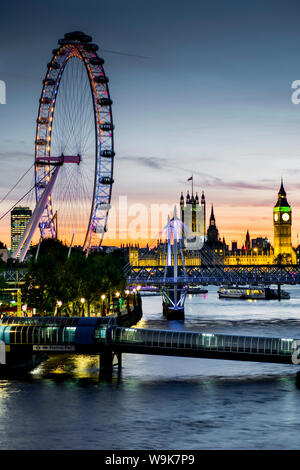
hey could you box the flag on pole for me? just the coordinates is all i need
[187,176,193,181]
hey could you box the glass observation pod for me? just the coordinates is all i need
[94,76,109,85]
[37,117,50,125]
[89,57,105,66]
[97,98,113,106]
[100,150,115,158]
[63,31,92,42]
[100,176,114,185]
[82,43,99,52]
[43,79,56,86]
[100,123,114,132]
[40,97,52,105]
[96,202,111,210]
[47,62,60,70]
[93,225,107,233]
[35,139,47,146]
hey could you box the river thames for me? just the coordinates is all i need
[1,285,300,450]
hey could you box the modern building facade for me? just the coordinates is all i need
[11,206,32,253]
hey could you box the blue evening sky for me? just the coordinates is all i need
[1,0,300,246]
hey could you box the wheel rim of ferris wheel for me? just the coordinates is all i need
[34,31,114,251]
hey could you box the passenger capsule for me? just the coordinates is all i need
[40,97,52,105]
[37,117,49,125]
[83,43,99,52]
[58,38,72,46]
[98,98,112,106]
[64,31,92,43]
[94,75,109,84]
[89,57,104,66]
[47,62,60,70]
[100,123,114,132]
[100,150,115,158]
[36,181,47,189]
[43,79,56,86]
[35,139,47,146]
[100,176,114,185]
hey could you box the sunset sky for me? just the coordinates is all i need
[1,0,300,249]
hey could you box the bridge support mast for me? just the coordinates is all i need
[12,165,61,262]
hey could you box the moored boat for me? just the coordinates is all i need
[139,286,160,296]
[218,285,290,300]
[186,285,208,294]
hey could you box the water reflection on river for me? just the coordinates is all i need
[1,285,300,449]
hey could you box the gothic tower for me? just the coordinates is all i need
[245,230,250,250]
[201,191,206,236]
[180,189,206,249]
[273,180,295,262]
[207,205,219,245]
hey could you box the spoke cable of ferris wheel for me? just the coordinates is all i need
[0,169,52,222]
[0,163,35,206]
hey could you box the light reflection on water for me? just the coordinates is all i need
[1,285,300,449]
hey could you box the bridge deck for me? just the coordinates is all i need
[126,264,300,285]
[111,327,297,364]
[0,317,298,366]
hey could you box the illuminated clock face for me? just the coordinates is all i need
[282,213,290,221]
[274,213,278,222]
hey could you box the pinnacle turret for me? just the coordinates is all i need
[210,204,215,225]
[275,179,290,208]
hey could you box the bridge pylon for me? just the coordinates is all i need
[99,350,122,379]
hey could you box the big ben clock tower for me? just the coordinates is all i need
[273,180,295,263]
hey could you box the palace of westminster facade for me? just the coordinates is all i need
[128,181,298,266]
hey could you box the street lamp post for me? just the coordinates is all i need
[80,297,85,317]
[115,292,121,315]
[101,294,106,316]
[57,300,62,317]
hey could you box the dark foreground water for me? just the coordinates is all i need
[1,286,300,450]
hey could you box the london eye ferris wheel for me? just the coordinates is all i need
[33,31,114,253]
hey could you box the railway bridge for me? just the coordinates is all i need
[126,264,300,286]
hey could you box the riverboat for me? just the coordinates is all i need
[139,286,160,296]
[186,285,208,294]
[218,285,290,300]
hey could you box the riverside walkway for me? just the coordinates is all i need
[0,316,299,375]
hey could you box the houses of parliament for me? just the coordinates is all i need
[128,180,297,266]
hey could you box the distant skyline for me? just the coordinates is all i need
[1,0,300,248]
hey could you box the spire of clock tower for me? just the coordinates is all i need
[279,178,286,197]
[275,179,289,208]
